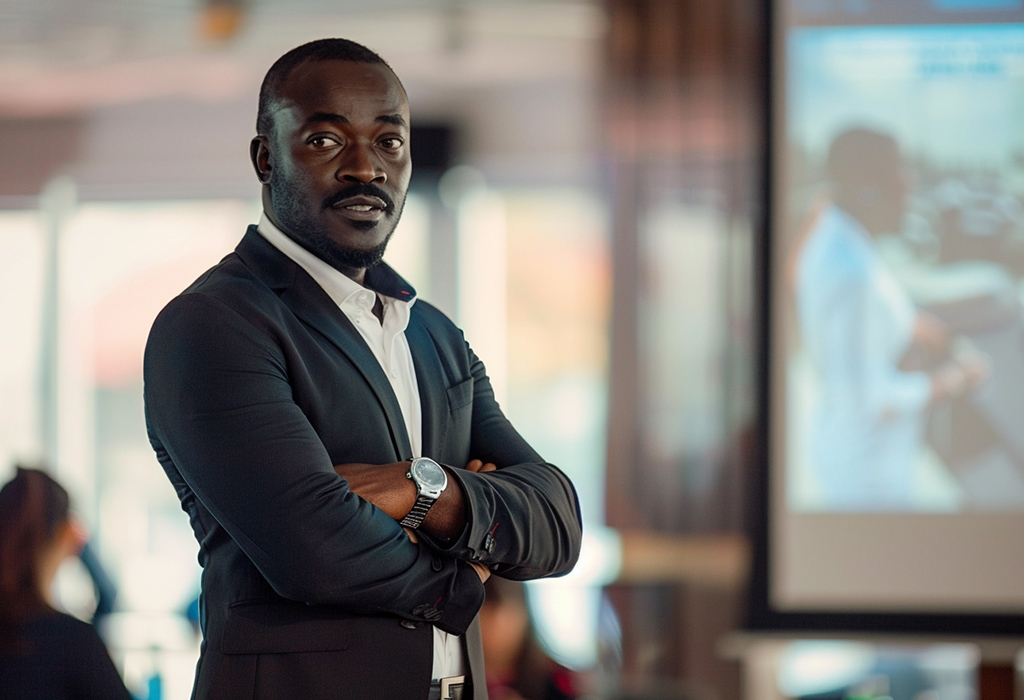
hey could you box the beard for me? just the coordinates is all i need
[270,174,406,272]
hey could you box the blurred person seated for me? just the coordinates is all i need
[0,466,133,700]
[480,576,583,700]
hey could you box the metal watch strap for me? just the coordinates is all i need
[400,494,435,529]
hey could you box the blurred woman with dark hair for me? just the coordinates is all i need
[480,576,583,700]
[0,466,133,699]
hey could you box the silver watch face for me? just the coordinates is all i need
[411,458,447,492]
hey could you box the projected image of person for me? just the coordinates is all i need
[795,128,990,510]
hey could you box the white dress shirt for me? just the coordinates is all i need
[257,214,464,680]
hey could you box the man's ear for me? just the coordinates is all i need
[250,137,272,184]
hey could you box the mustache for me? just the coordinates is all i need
[322,183,396,212]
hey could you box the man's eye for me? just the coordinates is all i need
[380,138,403,150]
[309,136,338,148]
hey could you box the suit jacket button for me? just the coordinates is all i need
[400,619,420,630]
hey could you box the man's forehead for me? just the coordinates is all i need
[280,59,406,108]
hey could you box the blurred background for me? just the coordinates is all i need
[0,0,773,698]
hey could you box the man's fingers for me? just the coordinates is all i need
[465,459,497,473]
[479,462,497,472]
[403,527,420,544]
[470,561,491,583]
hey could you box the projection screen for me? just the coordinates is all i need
[755,0,1024,632]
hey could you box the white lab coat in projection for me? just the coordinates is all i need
[796,206,931,509]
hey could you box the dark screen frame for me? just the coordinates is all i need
[747,0,1024,637]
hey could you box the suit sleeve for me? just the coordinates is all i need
[144,292,483,634]
[419,342,583,580]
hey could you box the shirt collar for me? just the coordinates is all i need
[256,212,416,310]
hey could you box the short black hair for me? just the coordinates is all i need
[256,38,391,137]
[826,127,900,192]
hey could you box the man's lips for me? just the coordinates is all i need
[330,195,389,222]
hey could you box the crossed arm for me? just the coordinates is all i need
[334,458,497,581]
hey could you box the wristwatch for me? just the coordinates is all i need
[399,457,448,529]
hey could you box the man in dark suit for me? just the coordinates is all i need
[143,38,582,700]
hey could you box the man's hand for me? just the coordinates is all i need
[470,561,491,583]
[930,346,991,400]
[952,339,990,390]
[465,459,497,473]
[912,311,952,355]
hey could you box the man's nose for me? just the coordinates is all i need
[336,144,385,184]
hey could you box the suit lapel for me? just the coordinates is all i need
[464,617,487,700]
[234,227,413,460]
[282,277,415,460]
[405,311,447,458]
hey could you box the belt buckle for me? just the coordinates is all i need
[440,675,466,700]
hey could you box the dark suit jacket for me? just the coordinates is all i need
[143,227,582,700]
